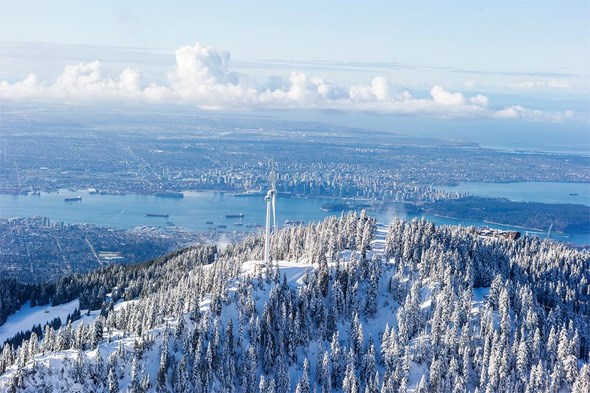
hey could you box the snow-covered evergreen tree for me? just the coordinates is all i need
[0,213,588,393]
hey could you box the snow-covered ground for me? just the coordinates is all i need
[240,259,313,287]
[0,222,502,392]
[0,299,80,345]
[370,223,388,253]
[0,222,388,348]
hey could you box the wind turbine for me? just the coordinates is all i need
[264,160,277,265]
[270,160,277,230]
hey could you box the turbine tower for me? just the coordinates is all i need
[264,160,277,265]
[270,160,277,229]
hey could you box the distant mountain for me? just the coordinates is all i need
[0,213,589,392]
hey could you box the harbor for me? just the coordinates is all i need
[1,187,588,245]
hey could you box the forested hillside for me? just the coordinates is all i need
[424,196,590,233]
[0,213,589,392]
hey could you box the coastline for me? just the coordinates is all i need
[2,189,588,246]
[428,214,564,236]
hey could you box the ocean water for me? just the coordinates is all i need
[0,190,338,232]
[438,181,590,206]
[0,187,588,246]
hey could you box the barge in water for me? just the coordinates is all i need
[145,213,169,218]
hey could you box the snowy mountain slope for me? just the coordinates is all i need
[0,213,589,392]
[0,300,80,346]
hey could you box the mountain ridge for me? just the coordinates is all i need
[0,213,589,392]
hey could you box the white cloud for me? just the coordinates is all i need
[509,78,590,91]
[0,42,574,121]
[430,85,465,106]
[469,94,489,107]
[370,77,392,101]
[171,43,238,86]
[494,105,525,119]
[493,105,573,122]
[0,61,143,103]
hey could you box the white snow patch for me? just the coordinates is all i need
[371,225,388,253]
[338,249,353,261]
[113,299,140,312]
[0,299,80,345]
[241,259,314,287]
[471,287,490,315]
[72,309,101,330]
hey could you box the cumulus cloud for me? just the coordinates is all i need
[171,43,238,86]
[430,85,465,106]
[469,94,488,107]
[493,105,574,122]
[0,42,574,121]
[0,61,143,103]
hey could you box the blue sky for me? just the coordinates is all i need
[0,0,589,126]
[1,1,588,71]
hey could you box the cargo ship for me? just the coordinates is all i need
[64,196,82,202]
[225,213,245,218]
[145,213,169,218]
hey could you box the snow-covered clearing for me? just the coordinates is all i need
[240,259,313,287]
[369,223,388,253]
[0,299,80,345]
[472,286,490,314]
